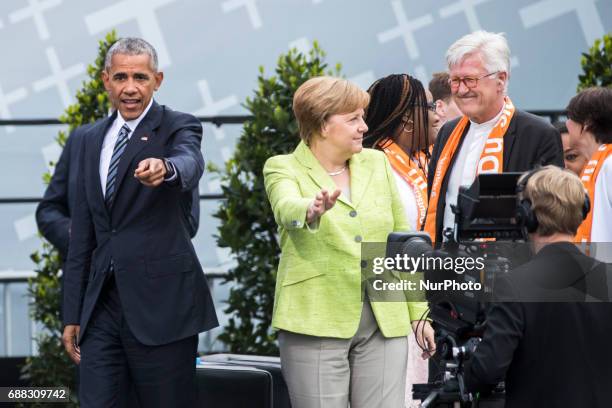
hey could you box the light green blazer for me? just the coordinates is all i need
[263,141,428,338]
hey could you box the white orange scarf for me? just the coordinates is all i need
[575,143,612,243]
[379,138,428,229]
[424,96,516,242]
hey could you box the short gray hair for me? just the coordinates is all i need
[446,31,511,85]
[104,37,158,72]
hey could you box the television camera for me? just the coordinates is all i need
[387,173,526,407]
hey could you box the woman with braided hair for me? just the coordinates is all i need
[364,73,439,231]
[364,74,440,407]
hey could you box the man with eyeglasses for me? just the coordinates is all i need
[424,31,563,243]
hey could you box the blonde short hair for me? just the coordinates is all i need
[519,166,586,236]
[293,76,370,145]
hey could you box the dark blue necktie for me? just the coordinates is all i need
[105,123,131,208]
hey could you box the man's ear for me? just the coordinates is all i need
[101,70,110,91]
[497,71,508,90]
[154,71,164,91]
[435,100,445,115]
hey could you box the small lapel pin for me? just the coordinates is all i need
[141,136,148,141]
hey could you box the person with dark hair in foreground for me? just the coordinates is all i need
[464,165,612,408]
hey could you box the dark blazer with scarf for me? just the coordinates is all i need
[63,101,218,346]
[426,109,564,242]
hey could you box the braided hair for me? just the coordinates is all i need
[363,74,431,170]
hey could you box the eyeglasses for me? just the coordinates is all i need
[448,71,500,90]
[407,102,436,113]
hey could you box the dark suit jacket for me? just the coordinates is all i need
[464,242,612,407]
[63,101,218,346]
[426,109,564,242]
[36,124,91,260]
[36,124,201,262]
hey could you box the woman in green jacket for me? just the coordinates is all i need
[264,76,435,408]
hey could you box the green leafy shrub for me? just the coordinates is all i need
[578,33,612,90]
[22,31,117,407]
[213,42,341,354]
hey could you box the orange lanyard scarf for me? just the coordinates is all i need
[575,144,612,243]
[423,96,516,242]
[379,138,428,229]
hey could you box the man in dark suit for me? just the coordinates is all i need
[424,31,563,243]
[61,37,218,407]
[464,166,612,407]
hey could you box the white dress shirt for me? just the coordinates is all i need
[99,99,153,196]
[591,155,612,263]
[442,106,505,235]
[391,168,418,230]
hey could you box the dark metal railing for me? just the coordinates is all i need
[0,115,253,127]
[0,110,565,205]
[0,194,225,205]
[0,115,248,205]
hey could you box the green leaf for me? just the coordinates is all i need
[578,33,612,91]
